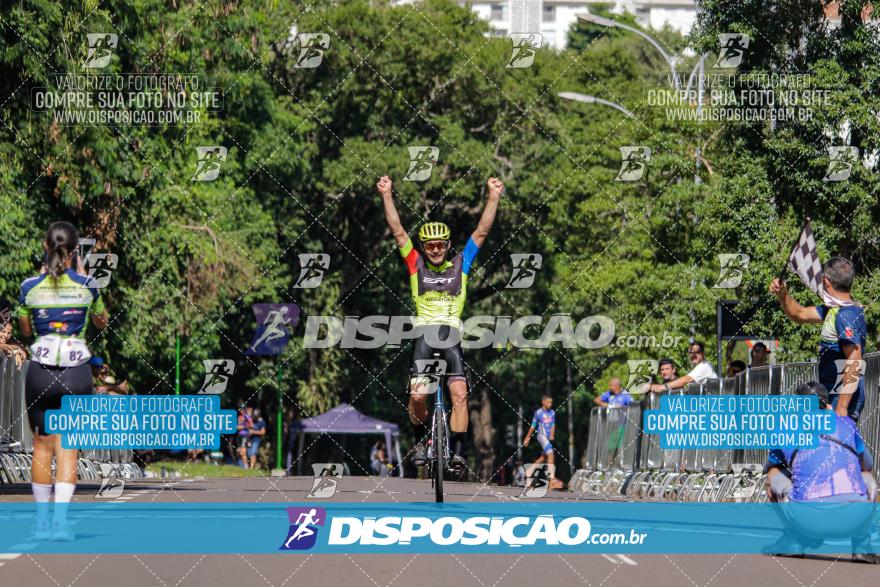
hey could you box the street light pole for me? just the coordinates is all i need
[557,92,635,118]
[576,14,681,90]
[576,13,708,185]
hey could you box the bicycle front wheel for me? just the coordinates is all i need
[433,408,446,503]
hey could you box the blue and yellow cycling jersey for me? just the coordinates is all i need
[18,269,105,338]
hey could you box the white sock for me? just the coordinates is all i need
[32,483,52,525]
[53,482,76,526]
[31,482,52,502]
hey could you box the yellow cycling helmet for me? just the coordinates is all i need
[418,222,450,242]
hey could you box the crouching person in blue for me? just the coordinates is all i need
[764,381,878,564]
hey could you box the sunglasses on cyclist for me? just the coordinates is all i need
[423,241,448,253]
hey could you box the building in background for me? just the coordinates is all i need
[595,0,698,35]
[395,1,698,49]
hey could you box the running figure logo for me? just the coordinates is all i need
[823,146,859,182]
[294,253,330,288]
[246,303,301,356]
[280,507,326,551]
[95,464,127,499]
[615,146,651,182]
[82,33,118,69]
[625,359,659,394]
[293,33,330,69]
[506,254,542,288]
[307,463,343,499]
[520,463,555,498]
[83,253,118,288]
[506,33,542,69]
[832,359,866,396]
[713,253,750,289]
[412,358,447,395]
[404,146,439,182]
[713,33,751,68]
[198,359,235,394]
[192,146,228,181]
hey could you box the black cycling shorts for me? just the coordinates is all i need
[26,362,93,436]
[409,325,468,389]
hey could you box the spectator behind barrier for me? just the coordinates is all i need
[763,381,878,564]
[770,258,866,420]
[370,440,390,477]
[726,360,747,377]
[658,358,677,386]
[594,379,633,467]
[0,300,27,365]
[90,356,130,394]
[236,405,254,469]
[648,342,718,393]
[247,408,267,469]
[749,342,771,367]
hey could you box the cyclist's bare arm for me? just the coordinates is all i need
[91,309,109,330]
[18,315,32,338]
[769,278,821,324]
[522,424,535,445]
[377,175,409,248]
[471,177,503,248]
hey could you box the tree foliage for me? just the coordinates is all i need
[1,0,874,477]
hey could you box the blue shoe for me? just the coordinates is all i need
[31,520,51,540]
[51,522,75,541]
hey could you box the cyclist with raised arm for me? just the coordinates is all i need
[377,175,502,469]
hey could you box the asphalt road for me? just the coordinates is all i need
[0,476,877,587]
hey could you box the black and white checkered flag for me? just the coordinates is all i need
[786,220,853,307]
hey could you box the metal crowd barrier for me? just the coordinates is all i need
[0,358,143,484]
[576,352,880,502]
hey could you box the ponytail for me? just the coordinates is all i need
[44,221,79,280]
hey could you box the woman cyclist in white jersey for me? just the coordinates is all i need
[18,222,108,539]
